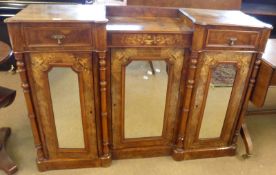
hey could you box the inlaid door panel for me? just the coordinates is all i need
[184,52,252,149]
[111,48,184,152]
[26,52,98,159]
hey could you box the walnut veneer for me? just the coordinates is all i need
[251,39,276,108]
[5,4,272,171]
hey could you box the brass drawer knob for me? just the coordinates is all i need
[229,37,237,46]
[51,34,66,45]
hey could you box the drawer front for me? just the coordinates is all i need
[108,33,192,48]
[205,29,259,50]
[24,25,93,48]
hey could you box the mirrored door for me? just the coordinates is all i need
[111,48,185,157]
[28,52,98,159]
[185,52,252,149]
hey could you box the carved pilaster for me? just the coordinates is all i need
[172,51,199,160]
[98,51,111,162]
[14,53,46,161]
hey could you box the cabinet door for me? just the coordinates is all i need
[111,48,185,158]
[26,52,98,160]
[185,52,252,149]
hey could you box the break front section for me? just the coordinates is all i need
[6,19,110,170]
[110,47,187,158]
[106,6,193,158]
[176,22,271,159]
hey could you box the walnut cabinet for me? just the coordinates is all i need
[6,5,271,171]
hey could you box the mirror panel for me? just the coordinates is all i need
[199,64,237,139]
[124,61,168,138]
[48,67,85,148]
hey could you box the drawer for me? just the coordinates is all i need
[205,29,260,50]
[23,24,93,48]
[108,33,192,48]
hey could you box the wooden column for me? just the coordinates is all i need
[94,23,111,166]
[172,51,199,160]
[14,53,45,161]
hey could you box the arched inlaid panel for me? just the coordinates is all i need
[28,52,98,159]
[185,52,252,149]
[111,48,185,153]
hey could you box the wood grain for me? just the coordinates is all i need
[5,4,271,171]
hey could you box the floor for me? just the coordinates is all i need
[1,71,276,175]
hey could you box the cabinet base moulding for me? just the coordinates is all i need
[36,157,111,172]
[112,146,172,159]
[172,145,236,161]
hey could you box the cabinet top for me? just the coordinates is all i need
[181,8,272,29]
[5,4,272,29]
[5,4,108,23]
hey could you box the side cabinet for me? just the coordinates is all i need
[173,23,271,160]
[7,21,111,171]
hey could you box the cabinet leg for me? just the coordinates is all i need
[240,123,253,158]
[148,61,155,75]
[0,128,18,175]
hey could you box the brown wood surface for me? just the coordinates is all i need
[183,52,252,149]
[0,128,18,175]
[251,39,276,107]
[4,4,107,23]
[23,24,93,48]
[5,4,271,171]
[0,41,12,64]
[107,17,192,33]
[0,87,16,109]
[250,61,273,107]
[205,29,259,49]
[240,123,253,157]
[180,8,272,28]
[111,48,185,158]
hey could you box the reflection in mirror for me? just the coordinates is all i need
[48,68,85,148]
[124,61,168,138]
[199,64,237,139]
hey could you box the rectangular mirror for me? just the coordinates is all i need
[48,67,85,148]
[124,61,168,138]
[199,64,237,139]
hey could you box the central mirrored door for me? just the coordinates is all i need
[124,60,168,139]
[111,48,184,158]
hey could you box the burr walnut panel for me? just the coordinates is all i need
[109,33,192,48]
[184,52,252,149]
[24,24,93,48]
[111,48,184,158]
[205,29,260,50]
[27,52,98,160]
